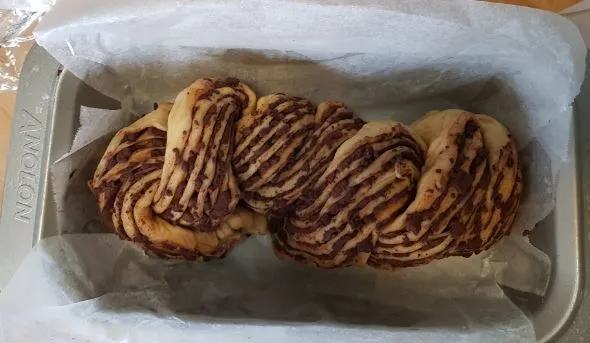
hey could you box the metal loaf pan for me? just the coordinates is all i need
[1,45,589,342]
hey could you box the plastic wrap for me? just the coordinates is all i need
[0,9,40,91]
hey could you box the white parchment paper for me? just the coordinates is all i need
[0,0,587,342]
[0,234,535,343]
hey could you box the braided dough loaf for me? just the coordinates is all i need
[91,78,522,269]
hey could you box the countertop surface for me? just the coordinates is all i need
[0,40,32,209]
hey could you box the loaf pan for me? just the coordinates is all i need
[1,44,589,342]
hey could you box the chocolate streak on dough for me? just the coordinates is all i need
[370,119,489,268]
[274,125,424,267]
[233,95,317,213]
[298,134,423,220]
[233,97,315,175]
[238,105,365,214]
[160,90,243,230]
[92,78,263,262]
[160,103,232,231]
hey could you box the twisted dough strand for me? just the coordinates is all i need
[234,97,366,215]
[276,121,426,268]
[153,78,256,229]
[90,79,266,261]
[369,111,521,268]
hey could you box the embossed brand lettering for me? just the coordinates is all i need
[14,109,42,223]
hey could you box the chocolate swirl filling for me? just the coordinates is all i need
[274,122,426,268]
[369,110,522,269]
[233,97,365,215]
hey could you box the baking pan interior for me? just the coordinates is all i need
[38,70,582,341]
